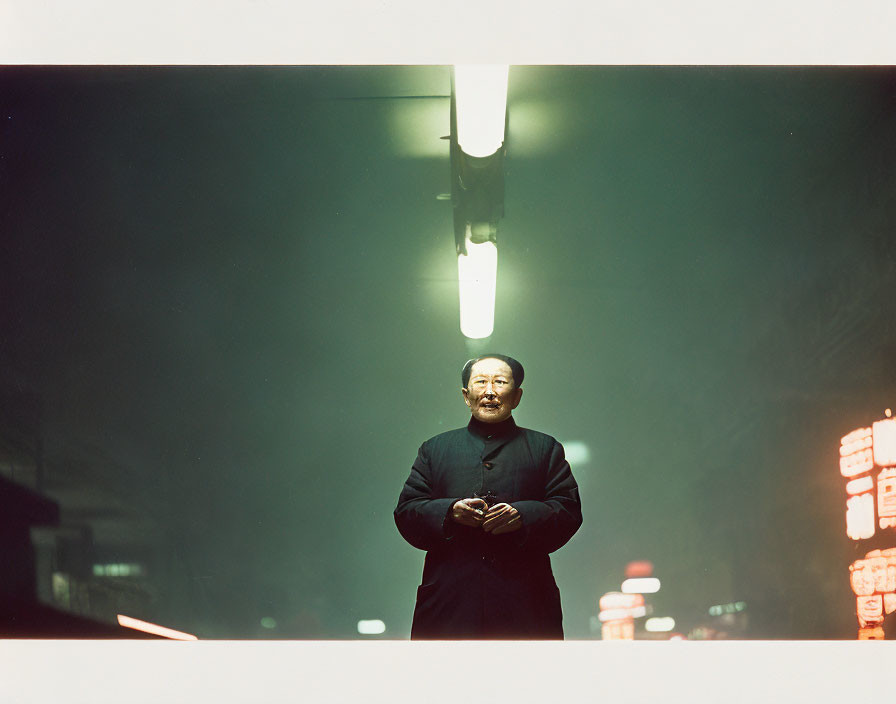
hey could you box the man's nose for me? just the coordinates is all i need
[484,382,497,396]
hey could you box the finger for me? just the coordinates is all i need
[484,508,518,532]
[467,498,488,510]
[484,508,509,525]
[492,516,521,534]
[485,503,509,517]
[465,504,486,520]
[491,515,521,534]
[482,513,509,532]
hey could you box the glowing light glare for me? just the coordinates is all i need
[117,615,197,640]
[873,418,896,466]
[357,619,386,635]
[645,617,676,632]
[457,240,497,339]
[621,578,660,594]
[562,442,590,465]
[260,617,277,629]
[453,65,509,158]
[624,561,654,578]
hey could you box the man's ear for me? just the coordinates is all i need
[510,387,523,409]
[461,387,472,409]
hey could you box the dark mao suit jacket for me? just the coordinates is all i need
[394,415,582,639]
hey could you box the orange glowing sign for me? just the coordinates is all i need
[842,415,896,639]
[846,476,874,495]
[872,418,896,467]
[846,493,875,540]
[859,626,885,640]
[598,591,644,640]
[601,619,634,641]
[841,427,873,477]
[849,549,896,633]
[857,595,883,628]
[600,619,635,640]
[878,467,896,529]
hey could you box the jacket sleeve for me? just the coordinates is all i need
[511,439,582,554]
[394,442,461,552]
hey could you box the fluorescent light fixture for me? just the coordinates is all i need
[357,619,386,635]
[645,617,675,632]
[621,578,660,594]
[453,65,509,158]
[457,238,497,339]
[117,615,197,640]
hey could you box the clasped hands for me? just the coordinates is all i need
[451,498,521,535]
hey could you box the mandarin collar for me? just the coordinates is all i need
[467,415,518,439]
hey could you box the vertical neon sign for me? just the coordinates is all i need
[842,411,896,639]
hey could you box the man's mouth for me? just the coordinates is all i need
[481,402,500,409]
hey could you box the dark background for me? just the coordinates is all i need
[1,66,895,638]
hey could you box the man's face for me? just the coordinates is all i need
[462,358,522,424]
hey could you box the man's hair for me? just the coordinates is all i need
[461,354,525,389]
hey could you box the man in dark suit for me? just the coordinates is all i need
[394,354,582,639]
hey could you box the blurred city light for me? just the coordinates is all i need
[453,65,509,158]
[599,592,645,611]
[708,601,747,616]
[598,606,646,622]
[117,615,197,640]
[621,577,660,594]
[645,617,675,632]
[357,619,386,635]
[601,620,634,640]
[624,561,654,578]
[260,617,276,629]
[92,563,144,578]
